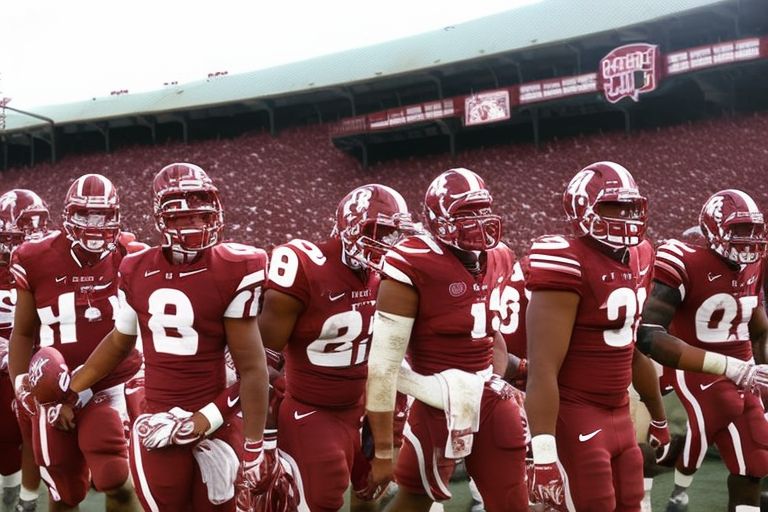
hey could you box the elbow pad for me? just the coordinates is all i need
[636,324,667,355]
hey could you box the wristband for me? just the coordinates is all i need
[532,434,558,464]
[244,437,264,459]
[650,419,668,428]
[75,388,93,408]
[702,352,727,375]
[264,428,278,450]
[198,402,224,435]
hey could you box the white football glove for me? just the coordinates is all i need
[134,407,200,450]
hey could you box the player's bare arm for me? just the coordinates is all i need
[631,349,666,422]
[638,280,767,385]
[225,316,269,441]
[365,278,417,486]
[631,348,670,457]
[492,331,508,376]
[8,288,39,383]
[69,329,137,392]
[525,289,578,437]
[257,288,304,352]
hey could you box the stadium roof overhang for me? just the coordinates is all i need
[1,0,736,138]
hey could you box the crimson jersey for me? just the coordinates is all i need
[0,267,15,340]
[117,242,267,412]
[265,238,377,408]
[502,258,529,359]
[526,235,654,408]
[381,234,516,375]
[12,231,127,368]
[654,239,763,360]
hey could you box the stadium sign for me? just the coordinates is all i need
[518,73,598,105]
[599,43,660,104]
[666,38,763,75]
[464,89,511,126]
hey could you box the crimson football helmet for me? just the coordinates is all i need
[563,161,647,248]
[699,189,766,264]
[153,163,223,255]
[332,184,416,270]
[424,168,502,251]
[63,174,120,253]
[0,189,49,262]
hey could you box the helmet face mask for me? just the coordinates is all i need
[700,190,766,264]
[424,169,502,252]
[65,206,120,253]
[564,162,647,249]
[153,164,223,256]
[333,185,416,271]
[63,174,120,254]
[354,212,417,270]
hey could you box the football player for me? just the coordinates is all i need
[639,190,768,512]
[257,183,417,511]
[365,168,529,512]
[66,163,270,512]
[7,175,143,512]
[0,189,47,512]
[524,161,670,511]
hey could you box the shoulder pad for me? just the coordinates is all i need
[215,242,268,263]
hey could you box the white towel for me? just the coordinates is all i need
[435,368,484,459]
[193,438,239,505]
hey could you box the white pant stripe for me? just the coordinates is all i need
[727,423,747,475]
[131,424,159,512]
[402,423,437,501]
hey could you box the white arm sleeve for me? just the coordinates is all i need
[365,311,414,412]
[115,301,139,336]
[397,363,444,409]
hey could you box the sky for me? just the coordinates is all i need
[0,0,541,109]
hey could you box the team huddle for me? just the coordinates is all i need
[0,160,767,512]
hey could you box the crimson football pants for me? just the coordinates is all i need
[557,400,643,512]
[18,395,129,506]
[0,376,21,476]
[277,394,366,512]
[673,369,768,477]
[395,386,528,512]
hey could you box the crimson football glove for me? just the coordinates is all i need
[529,435,566,511]
[236,432,300,512]
[124,374,146,423]
[648,419,671,463]
[134,407,200,450]
[45,387,94,428]
[236,438,268,511]
[14,374,37,417]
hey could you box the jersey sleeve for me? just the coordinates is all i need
[525,235,584,295]
[264,243,313,308]
[115,255,140,335]
[653,239,691,299]
[222,246,268,319]
[380,235,442,289]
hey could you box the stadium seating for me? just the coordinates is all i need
[2,112,767,256]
